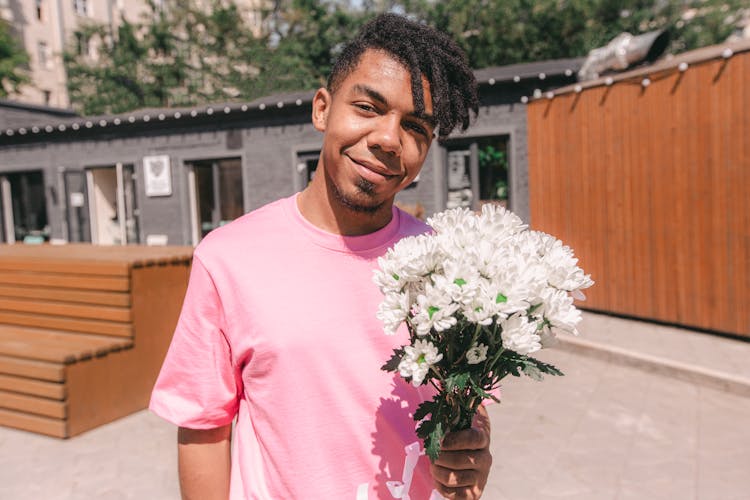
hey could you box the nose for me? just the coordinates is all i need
[367,113,402,156]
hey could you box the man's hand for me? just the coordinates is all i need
[430,405,492,499]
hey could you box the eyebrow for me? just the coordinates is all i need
[351,84,437,129]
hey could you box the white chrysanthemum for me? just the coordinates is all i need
[500,313,542,355]
[376,291,409,335]
[374,234,441,294]
[477,203,526,242]
[540,288,582,335]
[410,284,459,336]
[466,343,489,364]
[430,259,481,305]
[398,339,443,386]
[427,207,476,234]
[530,231,594,292]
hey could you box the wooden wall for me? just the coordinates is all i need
[527,49,749,337]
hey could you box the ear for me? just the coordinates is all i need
[311,88,331,132]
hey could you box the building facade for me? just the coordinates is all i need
[1,0,263,108]
[0,58,581,246]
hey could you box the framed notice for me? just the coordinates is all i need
[143,155,172,197]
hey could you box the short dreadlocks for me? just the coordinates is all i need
[327,13,478,141]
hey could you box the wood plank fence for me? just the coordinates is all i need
[527,44,749,337]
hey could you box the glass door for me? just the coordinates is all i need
[186,158,244,244]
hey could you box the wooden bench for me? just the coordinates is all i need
[0,244,192,438]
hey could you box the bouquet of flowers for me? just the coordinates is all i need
[373,205,593,461]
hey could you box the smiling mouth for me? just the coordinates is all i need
[349,156,398,182]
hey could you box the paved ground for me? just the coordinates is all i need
[1,312,749,499]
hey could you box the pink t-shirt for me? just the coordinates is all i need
[150,194,437,499]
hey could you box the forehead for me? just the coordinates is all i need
[341,49,433,109]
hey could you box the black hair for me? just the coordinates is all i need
[327,13,478,141]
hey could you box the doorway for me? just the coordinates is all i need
[0,171,49,243]
[186,158,244,244]
[444,135,510,211]
[85,163,140,245]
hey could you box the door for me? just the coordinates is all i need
[0,171,49,243]
[85,163,140,245]
[64,170,91,243]
[186,158,244,244]
[444,136,510,211]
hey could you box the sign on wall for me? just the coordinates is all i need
[143,155,172,197]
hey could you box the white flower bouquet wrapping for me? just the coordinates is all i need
[374,205,593,461]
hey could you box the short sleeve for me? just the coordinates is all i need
[149,254,242,428]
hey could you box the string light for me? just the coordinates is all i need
[678,62,688,72]
[641,78,651,88]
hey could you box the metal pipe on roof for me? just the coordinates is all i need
[578,29,670,81]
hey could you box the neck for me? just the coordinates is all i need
[297,175,394,236]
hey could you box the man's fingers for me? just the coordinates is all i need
[433,448,492,471]
[440,426,490,451]
[431,463,479,488]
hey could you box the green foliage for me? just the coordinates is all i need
[400,0,749,68]
[65,0,267,114]
[0,20,29,97]
[64,0,748,113]
[382,313,564,461]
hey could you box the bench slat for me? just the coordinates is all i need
[0,326,132,363]
[0,258,130,276]
[0,374,65,400]
[0,390,66,418]
[0,298,132,322]
[0,311,133,338]
[0,272,130,292]
[0,355,64,382]
[0,284,131,307]
[0,407,66,438]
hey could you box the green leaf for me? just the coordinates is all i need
[454,278,467,286]
[392,273,400,281]
[380,349,403,372]
[445,372,471,392]
[496,293,508,303]
[428,306,440,319]
[414,400,435,422]
[425,421,444,462]
[518,356,564,381]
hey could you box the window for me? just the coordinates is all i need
[1,171,50,243]
[37,41,50,68]
[186,158,244,242]
[73,0,87,16]
[36,0,43,20]
[444,135,510,210]
[43,90,51,105]
[75,32,89,56]
[296,151,319,190]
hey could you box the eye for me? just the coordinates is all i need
[354,102,377,113]
[404,121,429,138]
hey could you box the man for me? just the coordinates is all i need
[150,13,492,499]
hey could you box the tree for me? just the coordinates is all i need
[398,0,749,68]
[65,0,748,114]
[65,0,266,114]
[0,19,29,97]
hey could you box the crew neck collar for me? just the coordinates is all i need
[285,193,401,253]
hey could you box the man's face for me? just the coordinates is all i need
[312,49,435,214]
